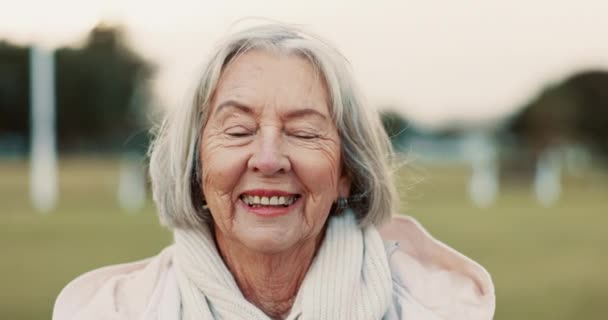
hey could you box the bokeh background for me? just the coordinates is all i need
[1,1,607,319]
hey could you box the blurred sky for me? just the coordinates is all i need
[1,0,607,128]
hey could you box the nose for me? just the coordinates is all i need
[247,127,291,176]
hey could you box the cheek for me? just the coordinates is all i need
[292,143,342,198]
[200,139,248,203]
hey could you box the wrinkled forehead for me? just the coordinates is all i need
[210,49,332,119]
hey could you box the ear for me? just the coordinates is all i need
[338,174,351,198]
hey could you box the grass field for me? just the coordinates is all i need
[1,157,607,319]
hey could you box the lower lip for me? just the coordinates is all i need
[238,197,300,218]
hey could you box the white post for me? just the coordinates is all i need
[117,152,146,212]
[30,46,58,213]
[466,132,499,208]
[534,148,562,207]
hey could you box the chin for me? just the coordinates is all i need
[238,229,299,254]
[228,209,309,254]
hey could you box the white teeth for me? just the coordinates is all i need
[242,195,298,206]
[269,196,278,205]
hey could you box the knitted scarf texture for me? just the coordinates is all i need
[173,211,393,320]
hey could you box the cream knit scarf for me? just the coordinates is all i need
[173,211,393,320]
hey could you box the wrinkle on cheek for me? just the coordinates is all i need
[202,170,233,201]
[200,131,238,221]
[319,144,341,192]
[295,135,342,224]
[203,178,235,224]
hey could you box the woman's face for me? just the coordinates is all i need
[200,50,350,254]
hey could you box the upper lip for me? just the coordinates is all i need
[240,189,299,197]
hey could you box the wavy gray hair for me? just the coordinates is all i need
[149,23,399,230]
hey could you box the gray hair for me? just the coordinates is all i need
[148,23,399,229]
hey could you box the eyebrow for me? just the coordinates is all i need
[283,108,328,121]
[215,100,255,116]
[214,99,328,121]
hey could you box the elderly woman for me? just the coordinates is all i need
[54,24,495,320]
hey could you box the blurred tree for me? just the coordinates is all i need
[0,41,30,154]
[0,24,155,155]
[508,70,608,164]
[55,24,155,153]
[566,71,608,159]
[379,110,411,151]
[509,84,579,150]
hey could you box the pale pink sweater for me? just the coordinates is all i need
[53,216,495,319]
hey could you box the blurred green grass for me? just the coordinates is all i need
[1,157,607,319]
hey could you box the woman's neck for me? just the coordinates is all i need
[214,233,322,319]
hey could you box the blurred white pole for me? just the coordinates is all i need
[564,144,590,176]
[466,132,499,208]
[30,46,58,213]
[534,148,562,207]
[117,152,146,213]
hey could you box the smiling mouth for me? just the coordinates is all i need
[240,194,301,208]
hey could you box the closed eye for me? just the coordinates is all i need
[225,126,255,138]
[228,132,253,137]
[290,132,319,139]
